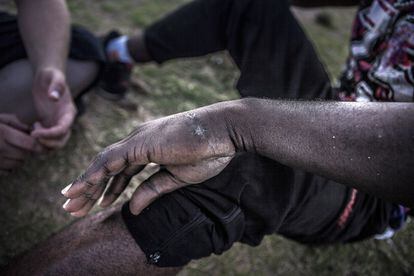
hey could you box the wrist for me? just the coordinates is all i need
[219,98,259,153]
[34,66,65,76]
[31,54,66,72]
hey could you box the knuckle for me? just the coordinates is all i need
[76,173,90,186]
[95,151,108,166]
[85,180,95,188]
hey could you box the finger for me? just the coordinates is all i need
[100,164,145,207]
[31,111,75,139]
[63,146,130,199]
[0,157,24,170]
[4,126,37,152]
[129,171,186,215]
[69,188,104,217]
[63,183,106,217]
[38,131,71,150]
[0,114,29,132]
[62,180,105,213]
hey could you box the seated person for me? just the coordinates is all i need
[3,0,413,274]
[0,0,105,175]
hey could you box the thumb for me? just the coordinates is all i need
[129,171,186,215]
[47,73,65,101]
[47,82,64,101]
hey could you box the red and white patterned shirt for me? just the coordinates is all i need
[338,0,414,102]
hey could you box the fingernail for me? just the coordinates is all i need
[61,183,72,195]
[97,196,104,206]
[63,199,71,209]
[50,90,61,100]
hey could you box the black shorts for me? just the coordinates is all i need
[122,153,393,267]
[0,11,105,95]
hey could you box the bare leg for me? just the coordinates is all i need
[0,59,99,124]
[2,205,182,276]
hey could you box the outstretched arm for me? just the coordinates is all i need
[62,99,414,217]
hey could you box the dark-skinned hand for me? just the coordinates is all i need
[61,104,236,217]
[31,67,76,150]
[0,114,43,174]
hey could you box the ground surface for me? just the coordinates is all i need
[0,0,413,275]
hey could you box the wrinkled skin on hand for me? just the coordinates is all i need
[31,67,76,150]
[0,114,42,174]
[62,105,236,216]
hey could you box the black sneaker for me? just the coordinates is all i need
[98,31,133,101]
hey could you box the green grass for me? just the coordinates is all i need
[135,54,238,115]
[300,8,355,80]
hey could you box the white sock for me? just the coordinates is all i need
[106,35,134,64]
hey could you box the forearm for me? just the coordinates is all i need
[225,98,414,206]
[15,0,70,72]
